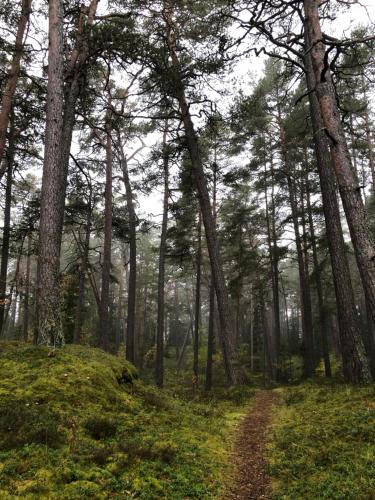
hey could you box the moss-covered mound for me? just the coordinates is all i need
[0,342,241,499]
[268,382,375,499]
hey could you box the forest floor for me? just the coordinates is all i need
[224,390,278,500]
[0,343,374,499]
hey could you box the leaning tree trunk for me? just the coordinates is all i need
[0,137,15,335]
[304,0,374,382]
[118,140,137,365]
[164,6,238,384]
[0,0,32,179]
[35,0,65,347]
[99,108,113,352]
[155,119,170,388]
[303,25,370,383]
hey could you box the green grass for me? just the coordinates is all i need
[267,381,375,499]
[0,342,250,499]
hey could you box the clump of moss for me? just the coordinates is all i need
[0,341,251,499]
[268,382,375,499]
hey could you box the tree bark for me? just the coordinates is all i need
[155,119,170,388]
[35,0,65,347]
[304,0,373,382]
[303,22,371,383]
[0,0,32,179]
[164,6,238,384]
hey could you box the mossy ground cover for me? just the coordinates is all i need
[268,380,375,499]
[0,342,251,499]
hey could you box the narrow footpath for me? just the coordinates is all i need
[224,390,279,500]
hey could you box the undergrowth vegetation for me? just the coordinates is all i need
[268,381,375,499]
[0,342,249,499]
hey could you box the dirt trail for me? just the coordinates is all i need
[223,390,278,500]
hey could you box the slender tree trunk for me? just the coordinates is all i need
[264,150,280,375]
[270,154,281,362]
[0,0,32,179]
[304,1,374,382]
[118,141,137,364]
[164,6,237,384]
[0,138,15,335]
[35,0,65,347]
[205,161,218,390]
[23,234,32,342]
[193,212,202,384]
[361,73,375,193]
[99,106,113,352]
[278,112,315,377]
[303,27,370,383]
[73,193,92,344]
[155,119,169,388]
[250,283,255,373]
[304,168,331,376]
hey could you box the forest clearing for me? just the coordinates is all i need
[0,0,375,498]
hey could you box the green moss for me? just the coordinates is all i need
[268,382,375,499]
[0,341,248,499]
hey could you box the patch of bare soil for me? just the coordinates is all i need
[223,390,278,500]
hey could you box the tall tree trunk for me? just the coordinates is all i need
[264,148,280,375]
[205,160,218,390]
[361,73,375,193]
[303,27,370,383]
[304,0,373,382]
[23,234,32,342]
[304,169,331,376]
[73,192,92,344]
[278,112,315,378]
[193,212,202,384]
[155,119,169,388]
[99,106,113,351]
[0,136,15,335]
[164,6,237,384]
[118,140,137,364]
[0,0,32,179]
[35,0,65,347]
[270,153,281,362]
